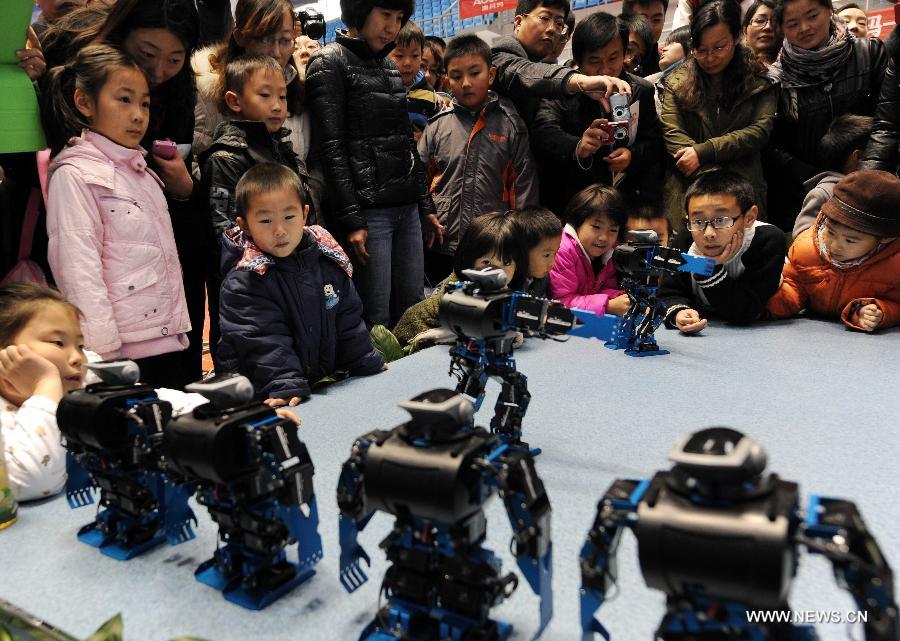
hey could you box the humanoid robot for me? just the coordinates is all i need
[337,388,553,641]
[164,375,322,610]
[579,427,898,641]
[59,360,195,559]
[439,267,576,444]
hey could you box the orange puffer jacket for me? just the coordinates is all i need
[766,213,900,330]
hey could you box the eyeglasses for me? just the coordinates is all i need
[685,216,742,232]
[523,13,569,35]
[750,15,775,26]
[693,40,734,59]
[254,35,295,49]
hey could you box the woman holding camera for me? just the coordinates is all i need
[660,0,776,226]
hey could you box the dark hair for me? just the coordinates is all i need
[0,283,81,347]
[425,35,447,50]
[622,0,670,14]
[741,0,783,60]
[837,1,862,10]
[775,0,835,27]
[819,114,874,172]
[563,184,627,233]
[453,213,526,288]
[677,0,767,113]
[621,13,653,69]
[666,25,692,54]
[514,207,563,248]
[572,12,628,64]
[683,170,756,216]
[96,0,200,145]
[627,203,673,236]
[220,54,286,115]
[210,0,304,117]
[742,0,775,30]
[236,163,308,217]
[396,20,426,50]
[41,4,113,69]
[514,0,571,21]
[41,44,146,154]
[341,0,415,30]
[444,34,492,69]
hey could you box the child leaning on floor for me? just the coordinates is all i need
[217,164,385,407]
[549,184,630,316]
[767,170,900,332]
[659,170,787,334]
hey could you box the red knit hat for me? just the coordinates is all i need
[821,170,900,237]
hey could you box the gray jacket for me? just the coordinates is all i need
[417,92,538,253]
[792,171,843,239]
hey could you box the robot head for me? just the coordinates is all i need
[460,267,509,293]
[398,389,474,442]
[667,427,770,499]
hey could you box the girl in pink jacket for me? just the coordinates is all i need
[549,184,631,316]
[42,45,191,388]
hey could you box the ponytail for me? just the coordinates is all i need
[40,44,144,155]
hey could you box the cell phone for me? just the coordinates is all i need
[151,139,177,160]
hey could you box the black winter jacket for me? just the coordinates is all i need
[199,120,303,237]
[305,32,436,233]
[860,45,900,174]
[491,35,576,125]
[217,228,384,400]
[531,72,664,213]
[765,37,887,226]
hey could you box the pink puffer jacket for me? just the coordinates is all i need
[549,224,623,315]
[47,131,190,359]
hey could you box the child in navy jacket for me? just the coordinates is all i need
[217,164,384,406]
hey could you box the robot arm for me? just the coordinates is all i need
[336,431,385,593]
[579,479,646,641]
[800,495,899,641]
[494,446,554,637]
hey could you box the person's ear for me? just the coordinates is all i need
[513,14,523,32]
[224,90,242,114]
[73,88,94,120]
[845,148,863,173]
[301,204,310,225]
[879,236,898,244]
[488,66,497,86]
[743,205,759,227]
[236,216,249,232]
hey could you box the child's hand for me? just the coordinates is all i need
[607,293,632,316]
[674,147,700,177]
[0,345,65,404]
[856,303,883,332]
[273,408,302,425]
[675,309,707,334]
[713,227,745,265]
[603,147,632,172]
[152,152,193,199]
[265,396,302,408]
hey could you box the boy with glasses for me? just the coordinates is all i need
[659,171,787,334]
[491,0,632,125]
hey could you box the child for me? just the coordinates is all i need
[549,185,631,316]
[659,170,787,334]
[42,45,191,388]
[305,0,442,328]
[0,284,83,501]
[767,170,900,332]
[418,34,538,285]
[200,55,306,238]
[217,164,385,406]
[792,114,874,239]
[626,202,672,246]
[513,207,563,297]
[393,211,524,350]
[389,20,441,140]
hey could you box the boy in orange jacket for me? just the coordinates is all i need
[767,170,900,332]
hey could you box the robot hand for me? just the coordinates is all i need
[339,514,371,592]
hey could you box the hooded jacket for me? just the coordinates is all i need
[305,31,436,233]
[793,171,843,239]
[766,214,900,331]
[549,224,623,315]
[418,91,538,254]
[660,65,777,226]
[217,225,384,400]
[46,131,191,359]
[532,71,663,214]
[199,120,304,237]
[490,35,576,126]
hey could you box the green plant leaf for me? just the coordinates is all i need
[84,615,123,641]
[370,325,404,362]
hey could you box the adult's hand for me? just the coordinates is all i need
[568,73,632,111]
[16,27,46,81]
[422,213,443,250]
[347,228,369,264]
[674,146,700,177]
[152,152,193,199]
[603,147,632,172]
[576,119,611,159]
